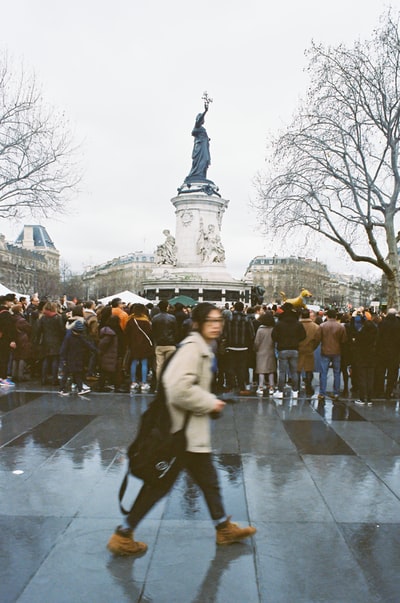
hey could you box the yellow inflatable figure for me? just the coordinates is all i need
[280,289,312,309]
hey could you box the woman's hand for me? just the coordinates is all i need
[212,399,226,414]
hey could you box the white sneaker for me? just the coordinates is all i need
[269,387,275,396]
[273,391,283,399]
[141,383,151,392]
[256,387,264,395]
[78,386,91,395]
[292,390,298,399]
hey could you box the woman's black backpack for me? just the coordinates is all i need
[118,351,190,514]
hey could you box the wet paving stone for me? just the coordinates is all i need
[339,523,400,603]
[4,414,98,449]
[1,387,400,602]
[0,392,42,413]
[282,420,356,454]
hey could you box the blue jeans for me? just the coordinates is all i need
[130,358,148,383]
[277,350,299,392]
[319,354,341,396]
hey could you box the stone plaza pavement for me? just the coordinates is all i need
[1,379,400,603]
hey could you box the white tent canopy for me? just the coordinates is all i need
[97,290,152,306]
[0,283,28,300]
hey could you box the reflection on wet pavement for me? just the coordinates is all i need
[5,414,97,448]
[283,420,356,454]
[1,386,400,602]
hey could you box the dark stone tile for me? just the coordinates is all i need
[5,413,98,448]
[0,515,71,603]
[283,420,356,454]
[0,391,42,413]
[255,522,380,603]
[339,523,400,603]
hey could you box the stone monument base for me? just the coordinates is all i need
[143,265,250,305]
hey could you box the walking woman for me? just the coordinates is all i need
[107,302,256,555]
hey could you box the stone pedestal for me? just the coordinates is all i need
[144,182,250,304]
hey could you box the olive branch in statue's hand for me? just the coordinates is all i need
[202,91,213,111]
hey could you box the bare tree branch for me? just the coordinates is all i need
[0,53,80,221]
[255,10,400,306]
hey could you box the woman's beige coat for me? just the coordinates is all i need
[162,331,216,453]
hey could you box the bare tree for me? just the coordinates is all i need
[0,53,79,220]
[255,11,400,307]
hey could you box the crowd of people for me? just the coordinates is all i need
[0,291,399,404]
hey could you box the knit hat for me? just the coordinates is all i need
[387,308,397,315]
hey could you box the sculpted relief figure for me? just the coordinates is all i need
[197,219,225,264]
[156,229,177,266]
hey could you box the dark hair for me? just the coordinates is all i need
[234,301,244,312]
[258,312,275,327]
[106,315,121,331]
[158,299,169,312]
[111,297,121,308]
[72,305,84,317]
[327,309,337,319]
[301,308,310,319]
[99,305,112,328]
[130,303,148,317]
[191,302,219,328]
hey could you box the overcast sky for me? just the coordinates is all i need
[0,0,392,281]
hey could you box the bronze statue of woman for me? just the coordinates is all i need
[185,98,211,182]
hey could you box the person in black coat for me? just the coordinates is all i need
[353,320,378,405]
[58,321,97,395]
[0,294,17,380]
[374,309,400,398]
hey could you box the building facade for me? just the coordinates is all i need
[244,255,381,309]
[0,225,60,295]
[82,252,156,300]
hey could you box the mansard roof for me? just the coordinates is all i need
[15,225,56,249]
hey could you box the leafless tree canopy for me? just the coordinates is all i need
[0,54,79,220]
[255,10,400,306]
